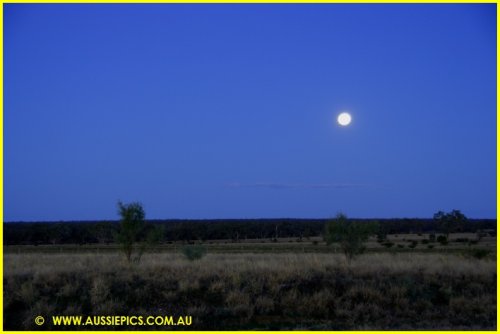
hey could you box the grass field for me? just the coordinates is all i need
[3,233,497,330]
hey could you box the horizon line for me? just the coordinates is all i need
[4,216,497,223]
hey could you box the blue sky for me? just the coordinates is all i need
[5,4,496,221]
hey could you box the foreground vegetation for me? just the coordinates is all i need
[4,252,496,330]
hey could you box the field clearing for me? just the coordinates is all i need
[4,251,497,330]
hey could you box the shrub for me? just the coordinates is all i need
[427,245,434,249]
[421,239,429,244]
[408,241,417,249]
[397,244,405,248]
[382,241,394,248]
[181,245,207,261]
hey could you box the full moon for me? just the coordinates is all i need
[337,112,352,126]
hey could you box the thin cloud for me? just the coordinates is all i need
[226,182,376,189]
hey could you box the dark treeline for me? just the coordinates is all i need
[4,218,496,246]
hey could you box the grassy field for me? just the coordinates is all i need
[3,234,497,330]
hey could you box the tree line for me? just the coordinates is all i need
[4,216,495,246]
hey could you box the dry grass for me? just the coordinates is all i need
[4,252,496,330]
[5,252,495,277]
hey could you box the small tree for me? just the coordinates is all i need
[433,209,467,237]
[116,201,161,263]
[448,209,467,233]
[325,213,377,261]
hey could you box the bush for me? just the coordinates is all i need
[181,245,207,261]
[427,245,434,249]
[382,241,394,248]
[421,239,429,244]
[397,244,405,248]
[408,241,417,249]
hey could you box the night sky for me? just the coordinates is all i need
[5,4,496,221]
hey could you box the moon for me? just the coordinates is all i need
[337,112,352,126]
